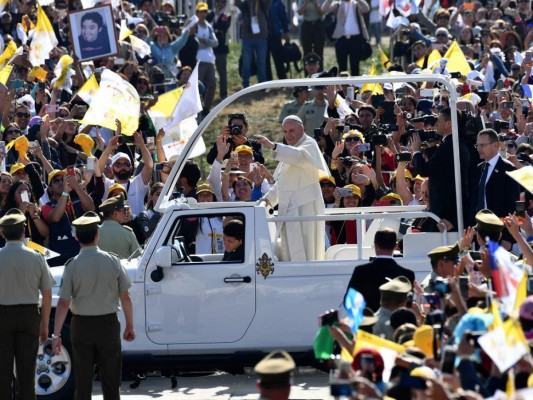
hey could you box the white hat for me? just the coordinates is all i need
[111,152,131,167]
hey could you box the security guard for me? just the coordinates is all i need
[0,208,55,399]
[373,276,412,340]
[98,193,140,259]
[474,208,504,250]
[421,243,461,292]
[52,211,135,400]
[255,350,295,400]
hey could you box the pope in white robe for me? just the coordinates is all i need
[255,116,331,261]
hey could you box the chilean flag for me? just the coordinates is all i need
[380,0,421,17]
[488,241,510,298]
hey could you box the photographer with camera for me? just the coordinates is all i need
[206,112,264,165]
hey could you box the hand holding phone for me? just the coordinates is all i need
[20,190,30,203]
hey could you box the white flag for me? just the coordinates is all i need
[165,64,203,132]
[28,5,58,67]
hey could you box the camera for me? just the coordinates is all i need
[371,134,388,146]
[358,143,371,152]
[494,119,510,131]
[395,152,412,163]
[341,157,356,167]
[407,128,439,142]
[403,111,413,119]
[498,134,514,142]
[229,124,243,136]
[516,200,526,217]
[118,135,135,145]
[412,115,438,125]
[319,309,338,326]
[338,187,353,197]
[434,277,451,295]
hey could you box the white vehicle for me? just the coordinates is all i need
[34,75,463,399]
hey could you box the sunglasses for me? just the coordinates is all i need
[436,33,448,37]
[114,161,131,168]
[5,129,21,135]
[320,183,335,188]
[345,137,361,143]
[16,112,30,118]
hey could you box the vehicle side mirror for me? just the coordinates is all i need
[155,246,173,269]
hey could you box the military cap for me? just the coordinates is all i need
[100,193,126,213]
[304,52,321,64]
[427,242,460,263]
[360,307,378,327]
[475,209,504,235]
[379,276,412,294]
[196,183,215,195]
[254,350,295,385]
[72,211,101,232]
[0,208,26,229]
[235,145,253,156]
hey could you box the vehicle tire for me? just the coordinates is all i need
[34,320,75,400]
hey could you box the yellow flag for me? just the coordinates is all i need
[0,0,8,14]
[489,300,503,330]
[378,46,391,69]
[53,54,74,89]
[119,19,133,41]
[355,330,406,354]
[504,317,528,348]
[29,5,59,67]
[76,74,99,105]
[507,166,533,194]
[0,64,13,85]
[0,41,17,70]
[514,270,528,313]
[149,86,184,118]
[506,368,515,398]
[29,66,48,82]
[360,64,383,95]
[443,40,472,75]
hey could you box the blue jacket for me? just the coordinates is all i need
[268,0,289,37]
[149,30,190,77]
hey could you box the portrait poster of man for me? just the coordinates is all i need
[69,5,118,62]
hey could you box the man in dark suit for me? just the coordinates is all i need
[411,108,470,231]
[470,128,520,247]
[345,229,415,312]
[207,0,232,99]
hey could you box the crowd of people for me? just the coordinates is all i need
[4,0,533,399]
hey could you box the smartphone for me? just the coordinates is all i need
[371,94,385,109]
[114,58,125,65]
[346,86,354,101]
[521,99,530,107]
[396,86,407,95]
[496,79,505,89]
[8,79,24,90]
[20,190,30,203]
[45,104,59,113]
[502,101,514,109]
[86,156,95,172]
[395,152,412,162]
[380,100,396,124]
[230,151,238,163]
[28,140,39,149]
[360,353,375,372]
[250,162,258,171]
[516,200,526,217]
[66,166,75,176]
[358,143,371,152]
[526,51,533,64]
[155,163,164,171]
[0,141,5,158]
[146,136,155,151]
[338,187,353,197]
[450,72,462,79]
[459,276,469,299]
[420,88,435,98]
[118,135,135,145]
[440,346,457,374]
[432,43,444,51]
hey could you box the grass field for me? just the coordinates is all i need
[196,39,376,177]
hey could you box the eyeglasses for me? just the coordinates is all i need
[345,137,361,143]
[5,129,21,135]
[114,162,131,168]
[474,141,496,148]
[16,112,30,118]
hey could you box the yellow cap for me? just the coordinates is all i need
[380,192,403,205]
[343,184,361,198]
[235,145,253,156]
[47,169,66,185]
[196,2,208,11]
[108,183,127,196]
[413,325,434,358]
[10,163,25,176]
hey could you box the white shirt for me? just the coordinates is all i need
[481,153,500,209]
[104,174,149,217]
[343,1,360,36]
[195,217,224,254]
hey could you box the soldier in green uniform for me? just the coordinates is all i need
[98,193,140,259]
[0,208,55,399]
[421,243,461,292]
[254,350,295,400]
[52,211,135,400]
[278,87,311,123]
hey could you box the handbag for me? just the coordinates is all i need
[360,39,372,61]
[322,13,336,41]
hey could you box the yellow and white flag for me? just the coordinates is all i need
[360,64,384,95]
[0,41,18,70]
[443,40,472,75]
[29,5,58,67]
[79,69,140,135]
[0,64,13,85]
[129,35,151,59]
[52,54,74,93]
[0,0,9,14]
[75,74,99,105]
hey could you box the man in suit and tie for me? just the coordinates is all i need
[471,128,520,248]
[411,108,470,231]
[345,228,415,312]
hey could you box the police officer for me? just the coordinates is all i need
[0,208,55,399]
[254,350,295,400]
[98,193,140,259]
[52,211,135,400]
[422,243,461,292]
[373,276,412,340]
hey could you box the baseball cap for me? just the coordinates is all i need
[111,152,131,167]
[196,2,208,11]
[47,169,66,185]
